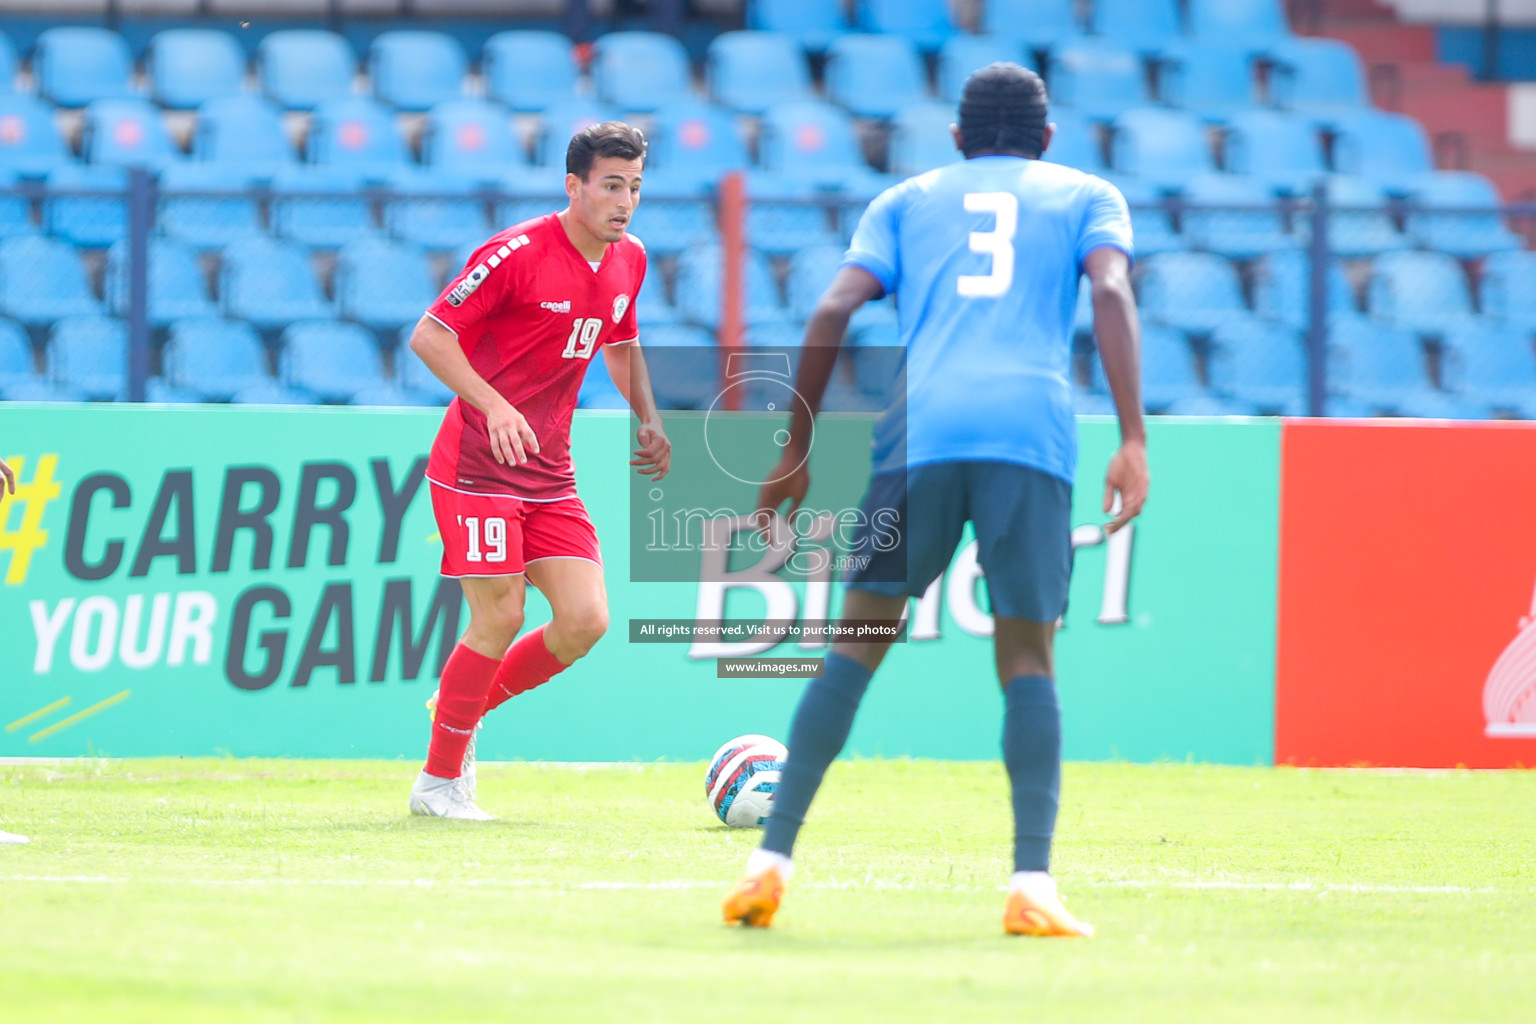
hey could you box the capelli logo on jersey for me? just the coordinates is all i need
[447,234,531,306]
[1484,571,1536,738]
[540,300,572,314]
[613,293,630,323]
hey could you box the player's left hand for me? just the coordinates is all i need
[632,420,671,481]
[1103,438,1149,534]
[0,455,13,496]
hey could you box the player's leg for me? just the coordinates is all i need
[726,467,963,927]
[968,461,1091,936]
[479,498,606,716]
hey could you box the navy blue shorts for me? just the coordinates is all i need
[843,460,1073,623]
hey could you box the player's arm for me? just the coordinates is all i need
[1083,246,1149,534]
[601,342,671,481]
[407,314,539,466]
[756,265,884,522]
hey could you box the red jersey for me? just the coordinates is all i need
[424,213,646,500]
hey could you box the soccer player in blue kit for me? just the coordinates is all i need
[722,64,1149,936]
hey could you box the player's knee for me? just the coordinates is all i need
[558,604,609,657]
[469,603,524,651]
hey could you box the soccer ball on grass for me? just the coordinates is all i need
[705,735,786,827]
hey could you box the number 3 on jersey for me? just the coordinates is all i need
[562,317,602,360]
[957,192,1018,298]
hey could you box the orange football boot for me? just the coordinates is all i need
[722,867,786,928]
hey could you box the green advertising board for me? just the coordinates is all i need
[0,405,1276,764]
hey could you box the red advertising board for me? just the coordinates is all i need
[1277,420,1536,768]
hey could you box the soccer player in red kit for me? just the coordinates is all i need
[406,122,671,818]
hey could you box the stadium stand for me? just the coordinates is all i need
[1051,41,1149,120]
[0,94,70,176]
[858,0,956,52]
[422,99,529,184]
[257,30,356,111]
[483,31,578,112]
[83,99,181,169]
[162,318,272,402]
[1222,109,1328,194]
[1111,108,1216,188]
[1181,173,1296,260]
[368,31,467,112]
[592,32,692,113]
[1187,0,1289,44]
[106,238,218,326]
[49,315,126,400]
[192,95,298,178]
[707,31,812,116]
[279,319,387,403]
[1206,318,1308,416]
[335,239,439,332]
[1092,0,1182,51]
[982,0,1080,47]
[937,36,1028,104]
[34,27,135,108]
[825,34,930,120]
[271,166,376,249]
[746,0,849,51]
[307,97,409,180]
[0,172,28,239]
[45,165,126,249]
[1159,44,1258,120]
[220,236,333,330]
[1404,171,1521,258]
[1440,324,1536,418]
[1480,251,1536,330]
[1366,250,1482,336]
[146,29,246,111]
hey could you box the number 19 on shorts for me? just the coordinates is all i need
[458,515,508,563]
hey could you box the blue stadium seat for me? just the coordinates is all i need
[385,170,490,252]
[650,99,750,189]
[1440,324,1536,418]
[2,377,88,402]
[271,166,375,249]
[1329,110,1433,192]
[858,0,956,51]
[193,96,297,179]
[1041,110,1106,174]
[1160,44,1257,119]
[335,239,437,332]
[0,317,34,390]
[230,379,318,405]
[308,98,408,179]
[635,279,683,327]
[1223,109,1327,193]
[1404,171,1520,258]
[982,0,1080,46]
[162,317,270,401]
[158,162,261,250]
[397,332,454,405]
[1480,250,1536,330]
[787,243,896,329]
[482,31,577,113]
[577,354,629,410]
[369,31,465,112]
[536,97,620,168]
[747,0,850,51]
[759,100,868,188]
[45,165,125,248]
[147,29,245,110]
[279,319,385,403]
[107,238,217,326]
[1093,0,1182,51]
[1053,42,1150,120]
[258,30,355,111]
[707,32,811,116]
[49,316,126,399]
[745,172,839,253]
[592,32,693,114]
[82,99,181,169]
[0,34,17,96]
[1114,178,1184,256]
[826,35,928,120]
[1206,318,1308,415]
[629,176,717,255]
[494,172,565,228]
[1316,174,1405,258]
[1181,173,1294,260]
[889,102,959,177]
[1112,108,1215,188]
[0,169,31,239]
[1251,249,1356,329]
[0,95,69,176]
[220,236,332,329]
[1187,0,1288,44]
[35,28,135,108]
[1092,324,1204,410]
[676,244,788,327]
[1366,250,1479,335]
[1268,37,1369,119]
[937,36,1028,104]
[1327,316,1480,418]
[423,99,526,184]
[1137,251,1247,333]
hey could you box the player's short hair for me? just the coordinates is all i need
[566,121,648,180]
[958,63,1048,159]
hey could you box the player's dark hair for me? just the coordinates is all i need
[566,121,648,180]
[958,63,1048,159]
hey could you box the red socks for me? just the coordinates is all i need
[424,644,501,778]
[482,625,569,715]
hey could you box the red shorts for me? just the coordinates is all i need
[429,482,602,578]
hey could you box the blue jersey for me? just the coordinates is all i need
[845,156,1133,483]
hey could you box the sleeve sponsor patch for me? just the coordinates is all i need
[446,234,532,307]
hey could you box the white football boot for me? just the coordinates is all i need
[0,829,29,845]
[409,770,493,820]
[426,688,479,802]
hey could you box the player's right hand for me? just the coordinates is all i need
[487,402,539,466]
[754,455,810,537]
[0,455,13,496]
[1103,438,1149,534]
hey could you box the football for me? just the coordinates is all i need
[705,735,787,827]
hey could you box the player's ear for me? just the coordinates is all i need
[564,172,581,202]
[950,124,963,153]
[1039,123,1055,157]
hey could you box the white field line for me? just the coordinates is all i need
[0,875,1499,896]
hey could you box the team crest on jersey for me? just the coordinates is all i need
[612,293,630,323]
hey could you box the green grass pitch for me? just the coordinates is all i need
[2,758,1533,1024]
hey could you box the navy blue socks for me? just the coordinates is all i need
[1002,674,1062,873]
[760,652,874,857]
